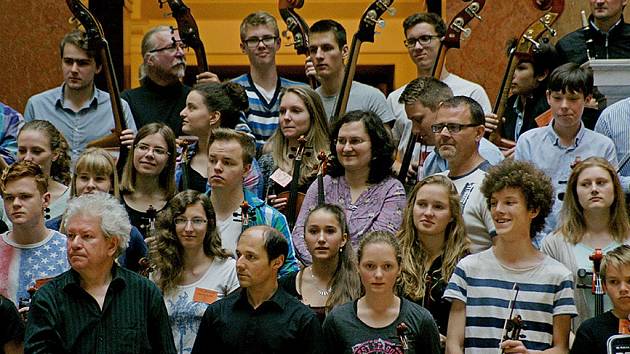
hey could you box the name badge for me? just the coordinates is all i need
[270,169,292,188]
[193,288,219,305]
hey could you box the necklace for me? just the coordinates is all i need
[309,267,332,297]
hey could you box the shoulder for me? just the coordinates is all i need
[326,300,355,321]
[557,29,584,46]
[539,254,573,278]
[582,128,615,146]
[231,74,250,86]
[351,81,386,97]
[279,77,305,87]
[27,86,60,103]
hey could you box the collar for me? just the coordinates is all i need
[61,263,126,292]
[544,120,586,148]
[234,286,288,311]
[590,14,624,34]
[56,83,99,111]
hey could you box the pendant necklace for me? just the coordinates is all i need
[309,267,331,296]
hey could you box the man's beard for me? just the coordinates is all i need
[147,61,186,84]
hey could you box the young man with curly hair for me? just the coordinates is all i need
[444,159,577,353]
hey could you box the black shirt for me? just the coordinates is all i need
[192,286,325,354]
[279,271,327,324]
[0,295,23,354]
[571,310,620,354]
[556,15,630,65]
[24,265,176,354]
[121,77,190,136]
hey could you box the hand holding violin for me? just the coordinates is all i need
[499,339,529,353]
[196,71,220,84]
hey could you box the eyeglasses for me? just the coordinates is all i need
[243,36,278,49]
[148,40,188,54]
[431,123,480,134]
[403,35,442,48]
[335,137,367,147]
[174,217,208,227]
[135,144,170,157]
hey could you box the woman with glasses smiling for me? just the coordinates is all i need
[292,110,406,265]
[121,123,177,237]
[150,190,239,354]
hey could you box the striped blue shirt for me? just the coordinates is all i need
[443,249,577,353]
[596,98,630,180]
[231,74,304,147]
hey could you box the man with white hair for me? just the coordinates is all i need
[24,192,176,353]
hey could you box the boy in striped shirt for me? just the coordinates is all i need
[444,159,577,353]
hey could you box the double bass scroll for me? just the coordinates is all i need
[158,0,209,74]
[488,0,564,149]
[278,0,317,88]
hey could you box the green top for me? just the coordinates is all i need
[24,264,176,354]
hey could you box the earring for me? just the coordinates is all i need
[44,207,50,220]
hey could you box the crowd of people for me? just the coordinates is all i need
[2,1,630,353]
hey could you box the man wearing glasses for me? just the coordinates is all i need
[386,14,499,174]
[232,12,303,150]
[433,96,496,254]
[122,26,219,136]
[24,30,137,163]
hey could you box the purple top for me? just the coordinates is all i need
[292,175,406,265]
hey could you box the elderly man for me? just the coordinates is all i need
[122,26,218,135]
[192,225,324,354]
[24,193,176,354]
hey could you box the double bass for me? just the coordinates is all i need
[398,0,485,185]
[488,0,564,148]
[332,0,395,120]
[65,0,129,173]
[278,0,317,88]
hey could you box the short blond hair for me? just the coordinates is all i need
[601,245,630,282]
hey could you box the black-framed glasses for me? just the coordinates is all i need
[431,123,480,134]
[149,40,188,54]
[403,35,442,48]
[243,36,278,49]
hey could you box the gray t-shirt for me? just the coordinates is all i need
[316,81,395,124]
[322,298,441,354]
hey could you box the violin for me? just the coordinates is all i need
[316,150,329,207]
[177,135,199,190]
[499,283,525,353]
[332,0,395,120]
[590,248,605,317]
[489,0,564,149]
[396,322,410,352]
[138,205,158,278]
[158,0,208,75]
[18,277,53,321]
[278,136,310,230]
[66,0,129,174]
[278,0,317,88]
[233,201,257,228]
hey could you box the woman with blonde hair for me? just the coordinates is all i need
[120,123,177,237]
[260,86,330,211]
[397,174,468,337]
[150,190,239,353]
[542,156,630,328]
[46,147,148,272]
[16,120,71,220]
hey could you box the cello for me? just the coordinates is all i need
[488,0,564,149]
[65,0,129,173]
[332,0,395,120]
[278,0,317,88]
[398,0,485,185]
